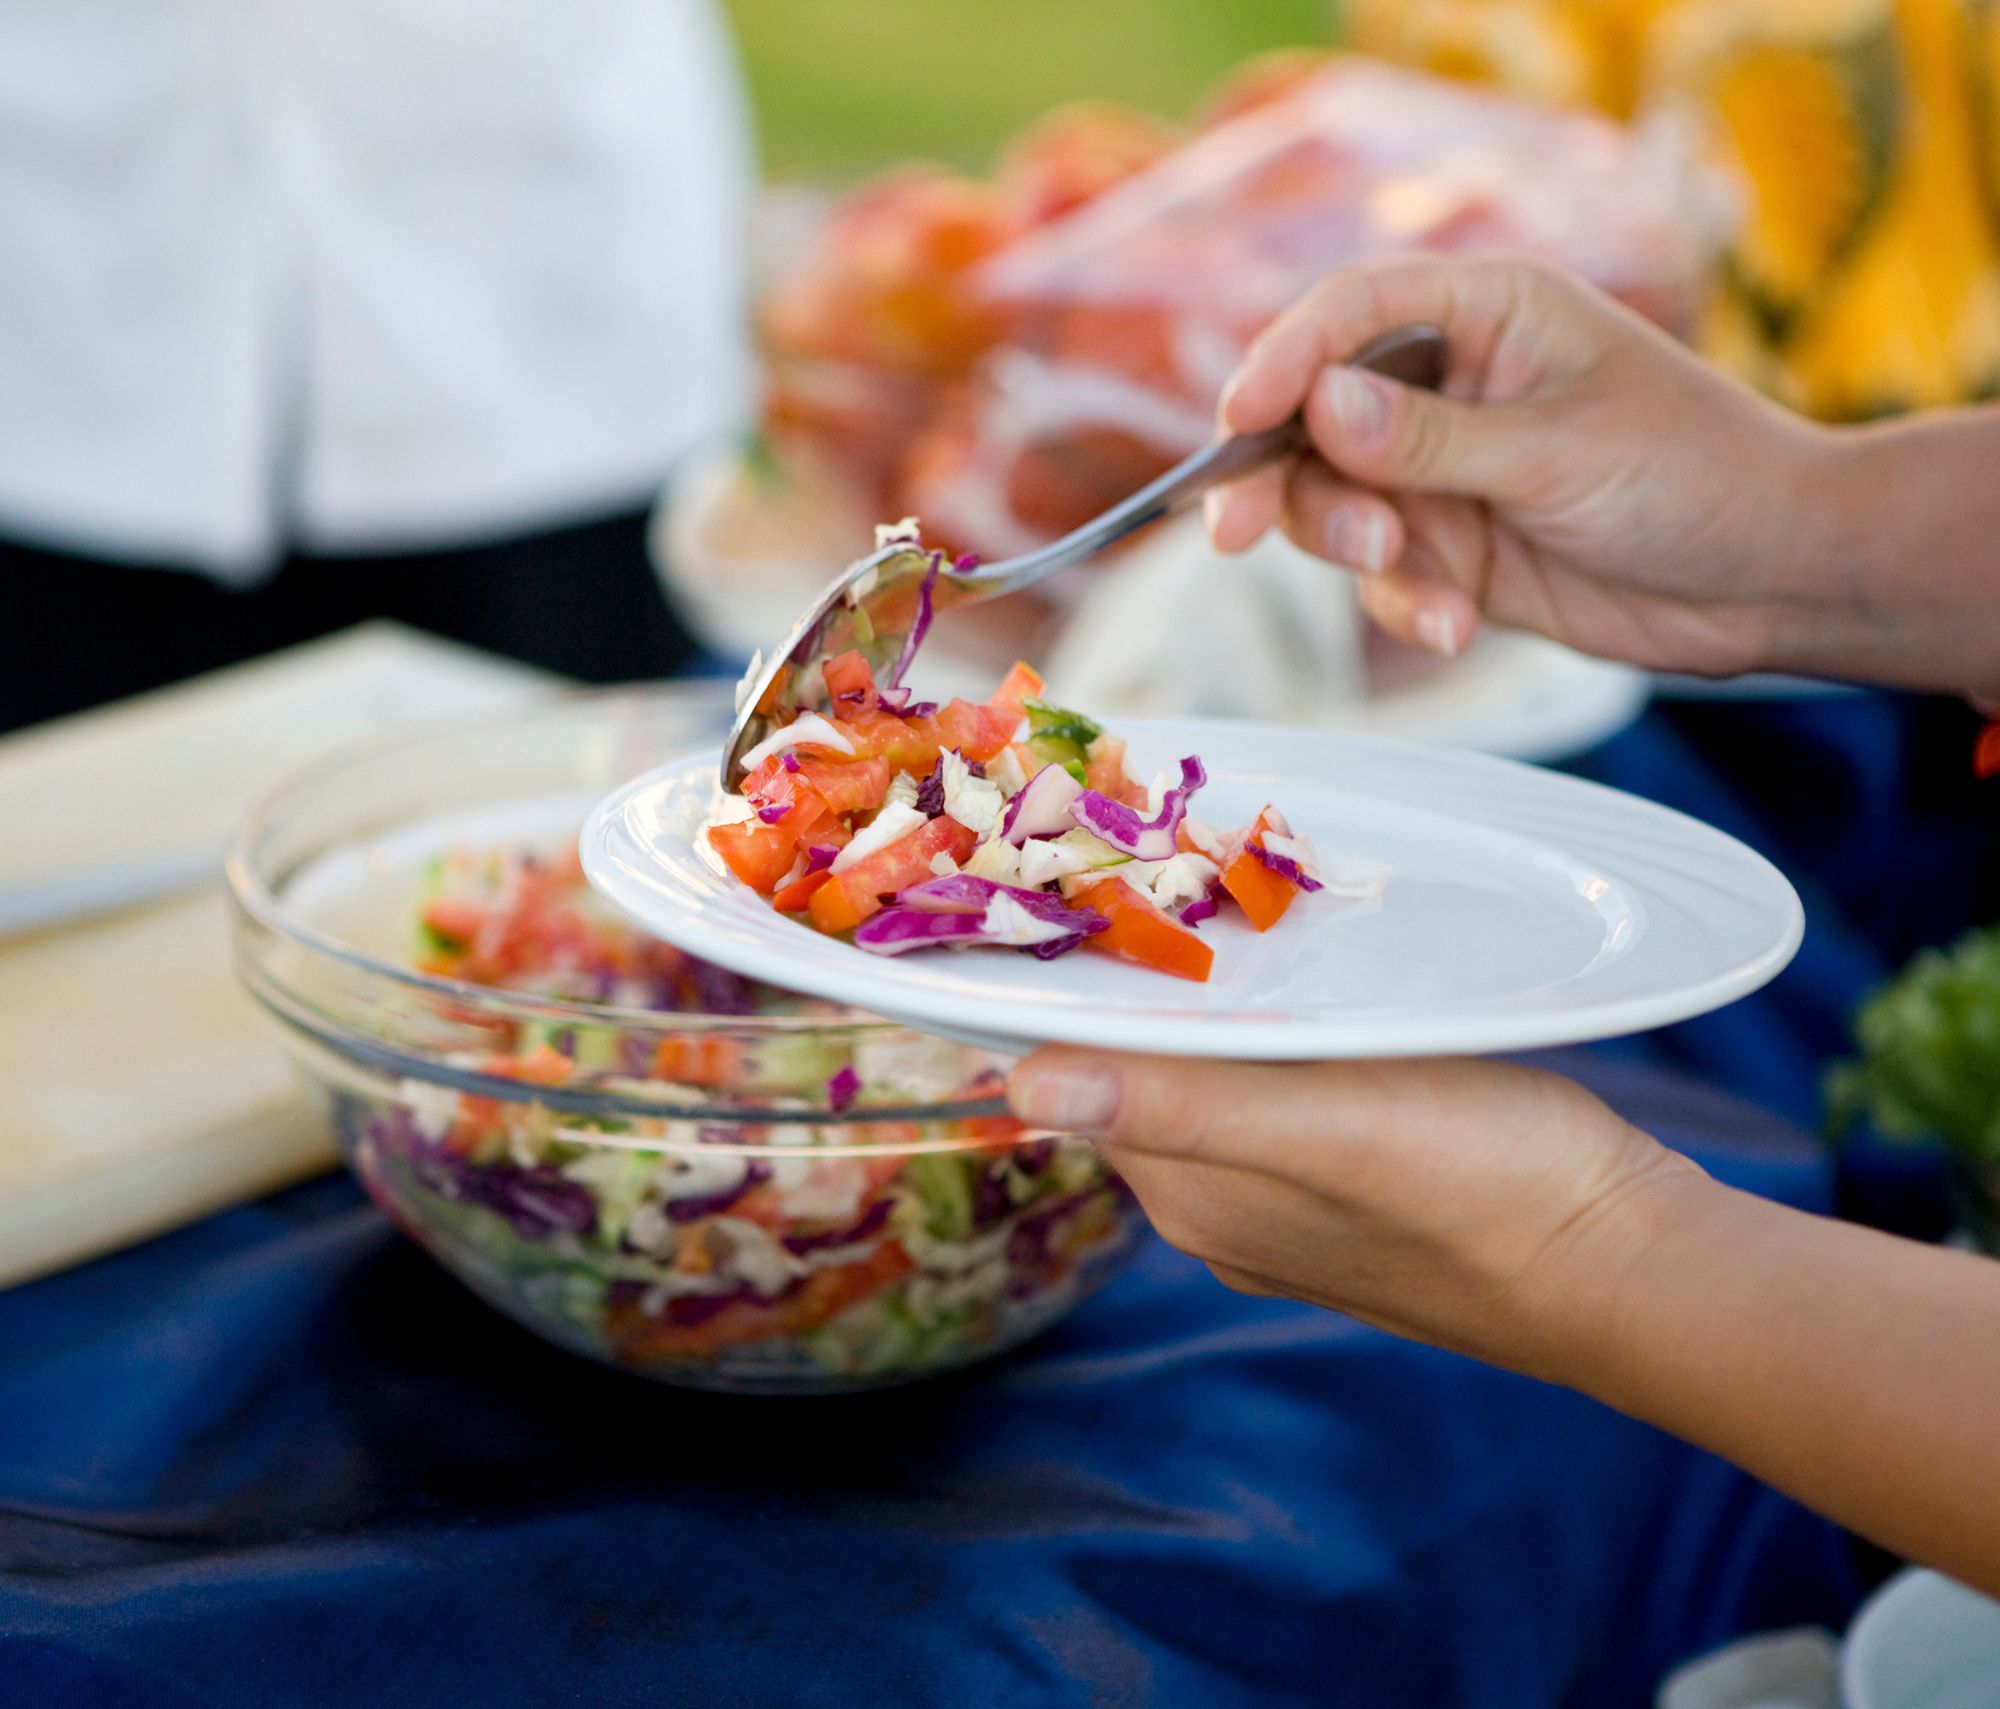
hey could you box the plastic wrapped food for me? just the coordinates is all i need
[901,57,1715,554]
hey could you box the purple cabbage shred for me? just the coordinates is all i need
[826,1064,862,1114]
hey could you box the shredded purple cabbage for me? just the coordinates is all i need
[1179,892,1221,927]
[875,684,940,719]
[660,1161,772,1225]
[1067,755,1206,860]
[971,1164,1016,1228]
[895,873,1106,932]
[1026,931,1092,960]
[914,759,947,818]
[913,752,982,817]
[825,1065,861,1114]
[883,554,941,692]
[1249,841,1325,893]
[417,1153,597,1242]
[1000,763,1084,845]
[688,961,762,1017]
[851,910,1003,953]
[952,552,981,573]
[781,1197,893,1254]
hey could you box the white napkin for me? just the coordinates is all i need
[1655,1629,1841,1709]
[1037,515,1368,723]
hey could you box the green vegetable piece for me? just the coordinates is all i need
[1022,697,1103,776]
[1826,923,2000,1163]
[1023,698,1103,750]
[904,1152,975,1242]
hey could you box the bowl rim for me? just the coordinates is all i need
[222,680,931,1042]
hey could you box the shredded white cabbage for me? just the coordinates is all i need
[830,802,927,873]
[734,711,855,774]
[940,749,1005,834]
[964,839,1023,884]
[980,892,1075,946]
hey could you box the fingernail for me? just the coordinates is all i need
[1322,366,1391,445]
[1013,1065,1121,1132]
[1414,606,1461,657]
[1202,488,1227,539]
[1325,506,1388,574]
[1216,373,1244,423]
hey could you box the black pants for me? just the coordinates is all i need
[0,509,697,736]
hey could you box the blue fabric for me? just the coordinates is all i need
[0,1052,1860,1708]
[8,689,1990,1705]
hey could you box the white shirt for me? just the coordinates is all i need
[0,0,753,580]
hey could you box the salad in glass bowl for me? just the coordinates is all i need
[227,688,1142,1391]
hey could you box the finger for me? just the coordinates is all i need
[1008,1047,1398,1173]
[1354,564,1482,659]
[1218,254,1543,434]
[1276,462,1403,576]
[1202,461,1291,555]
[1301,361,1529,499]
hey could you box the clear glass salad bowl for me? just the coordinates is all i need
[225,686,1141,1392]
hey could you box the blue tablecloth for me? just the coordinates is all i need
[0,1053,1860,1709]
[4,688,1988,1707]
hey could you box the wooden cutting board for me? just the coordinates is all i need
[0,624,554,1288]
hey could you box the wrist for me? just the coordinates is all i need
[1508,1142,1727,1393]
[1741,416,1871,677]
[1758,411,2000,696]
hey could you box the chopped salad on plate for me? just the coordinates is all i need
[706,532,1327,982]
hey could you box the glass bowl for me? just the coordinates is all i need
[224,686,1140,1392]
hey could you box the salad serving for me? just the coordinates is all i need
[705,527,1327,982]
[332,838,1139,1388]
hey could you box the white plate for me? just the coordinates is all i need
[580,719,1802,1060]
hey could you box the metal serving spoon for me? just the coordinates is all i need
[720,323,1450,787]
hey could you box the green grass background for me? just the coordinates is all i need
[719,0,1339,176]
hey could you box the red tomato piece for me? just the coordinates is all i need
[707,819,802,895]
[1070,876,1214,982]
[1218,807,1299,932]
[808,817,979,933]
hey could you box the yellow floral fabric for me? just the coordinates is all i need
[1349,0,2000,416]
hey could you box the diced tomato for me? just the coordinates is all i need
[611,1240,915,1361]
[772,869,833,913]
[824,698,1017,776]
[422,896,485,947]
[932,699,1018,762]
[1070,876,1214,982]
[653,1035,742,1087]
[1083,734,1147,805]
[808,817,979,933]
[707,819,803,894]
[1219,807,1299,932]
[797,756,889,816]
[480,1043,575,1087]
[822,649,878,706]
[988,660,1044,720]
[742,763,854,852]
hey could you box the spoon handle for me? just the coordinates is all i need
[988,323,1449,593]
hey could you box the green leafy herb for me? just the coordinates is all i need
[1826,923,2000,1162]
